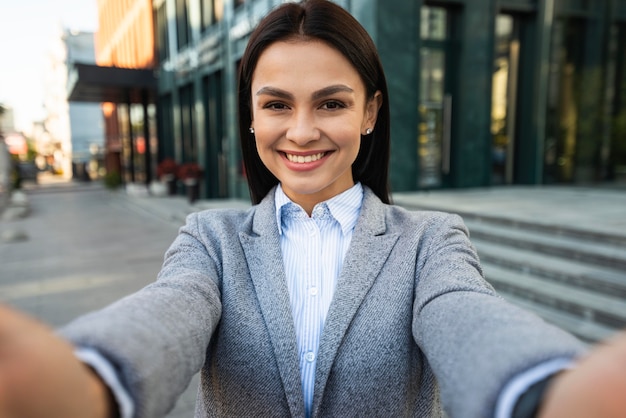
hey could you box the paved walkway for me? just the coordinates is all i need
[131,184,626,243]
[28,173,626,241]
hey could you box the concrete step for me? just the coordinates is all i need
[464,218,626,270]
[474,240,626,299]
[496,291,616,344]
[395,194,626,343]
[460,211,626,247]
[483,264,626,331]
[395,194,626,248]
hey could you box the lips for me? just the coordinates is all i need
[284,152,327,163]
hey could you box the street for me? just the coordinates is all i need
[0,182,199,417]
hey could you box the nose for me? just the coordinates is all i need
[285,110,320,145]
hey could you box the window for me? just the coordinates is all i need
[179,84,197,161]
[200,0,214,30]
[176,0,191,50]
[200,0,225,31]
[155,2,169,62]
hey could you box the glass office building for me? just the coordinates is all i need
[153,0,626,199]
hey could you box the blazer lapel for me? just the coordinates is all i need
[312,189,400,416]
[238,191,305,417]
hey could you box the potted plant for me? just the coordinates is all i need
[156,158,178,195]
[177,162,203,203]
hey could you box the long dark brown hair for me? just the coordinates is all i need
[238,0,391,204]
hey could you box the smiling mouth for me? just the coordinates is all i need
[284,152,327,163]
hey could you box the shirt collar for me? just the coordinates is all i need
[274,183,363,236]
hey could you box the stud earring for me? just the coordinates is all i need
[249,127,255,134]
[365,128,372,135]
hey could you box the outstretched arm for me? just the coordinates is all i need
[539,330,626,418]
[0,304,117,418]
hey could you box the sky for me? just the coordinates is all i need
[0,0,98,133]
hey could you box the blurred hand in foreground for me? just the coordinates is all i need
[0,304,115,418]
[540,330,626,418]
[3,302,626,418]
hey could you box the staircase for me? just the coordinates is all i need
[456,213,626,344]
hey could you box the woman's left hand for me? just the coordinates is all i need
[539,330,626,417]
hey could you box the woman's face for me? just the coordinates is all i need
[250,39,381,213]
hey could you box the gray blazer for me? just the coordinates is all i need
[61,187,585,418]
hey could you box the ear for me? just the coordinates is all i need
[362,90,383,134]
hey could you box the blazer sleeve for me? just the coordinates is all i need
[411,212,586,418]
[59,211,223,418]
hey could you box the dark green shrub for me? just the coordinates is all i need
[103,170,122,189]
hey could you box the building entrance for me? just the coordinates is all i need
[418,5,457,188]
[611,22,626,183]
[491,14,521,185]
[544,7,626,184]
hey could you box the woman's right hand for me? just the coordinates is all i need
[0,304,117,418]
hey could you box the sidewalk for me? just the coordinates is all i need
[33,173,626,242]
[121,189,251,226]
[123,183,626,242]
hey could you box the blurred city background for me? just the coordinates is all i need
[2,0,626,196]
[1,1,626,416]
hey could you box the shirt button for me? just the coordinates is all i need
[305,352,315,362]
[309,287,318,296]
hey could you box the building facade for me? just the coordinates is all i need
[152,0,626,199]
[95,0,158,185]
[66,31,107,179]
[43,29,105,179]
[68,0,158,187]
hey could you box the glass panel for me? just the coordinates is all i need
[611,23,626,182]
[214,0,224,22]
[156,3,169,62]
[201,0,214,30]
[491,14,519,185]
[159,94,175,159]
[203,72,225,197]
[421,7,447,41]
[179,84,196,162]
[176,0,190,50]
[148,104,158,181]
[417,96,443,188]
[418,5,448,188]
[130,104,146,184]
[117,104,131,183]
[544,19,586,183]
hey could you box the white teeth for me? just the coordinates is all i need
[286,152,325,163]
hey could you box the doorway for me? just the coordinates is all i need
[418,5,458,188]
[491,14,521,185]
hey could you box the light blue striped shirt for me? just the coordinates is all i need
[275,182,363,418]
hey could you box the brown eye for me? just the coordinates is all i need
[321,101,345,110]
[265,102,289,110]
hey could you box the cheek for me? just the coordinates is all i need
[334,127,362,151]
[253,133,277,166]
[253,127,273,148]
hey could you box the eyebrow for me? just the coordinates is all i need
[255,84,355,101]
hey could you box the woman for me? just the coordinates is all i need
[1,1,626,417]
